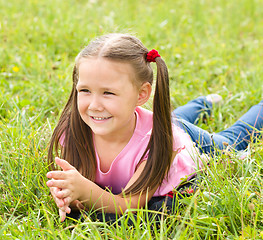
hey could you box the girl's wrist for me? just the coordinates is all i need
[77,176,92,203]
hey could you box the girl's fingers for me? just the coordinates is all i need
[46,179,66,188]
[49,185,71,222]
[62,196,72,207]
[52,192,65,208]
[59,203,71,214]
[65,205,71,214]
[55,188,71,199]
[46,171,66,179]
[59,205,71,222]
[50,187,64,208]
[56,197,65,208]
[55,157,75,171]
[52,186,61,195]
[56,196,71,213]
[59,209,67,222]
[50,187,72,212]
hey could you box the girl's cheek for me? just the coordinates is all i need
[77,96,86,111]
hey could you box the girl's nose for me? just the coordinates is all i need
[88,96,104,111]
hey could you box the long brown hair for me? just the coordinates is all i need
[48,33,173,195]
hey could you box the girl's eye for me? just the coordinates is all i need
[80,89,90,93]
[104,91,114,95]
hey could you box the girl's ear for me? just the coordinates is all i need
[137,82,152,106]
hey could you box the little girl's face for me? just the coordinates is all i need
[76,58,140,141]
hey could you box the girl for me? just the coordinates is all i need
[47,33,263,222]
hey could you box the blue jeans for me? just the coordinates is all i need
[172,96,263,153]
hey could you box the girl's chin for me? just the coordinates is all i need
[90,129,113,137]
[88,124,113,136]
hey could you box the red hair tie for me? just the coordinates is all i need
[146,49,161,62]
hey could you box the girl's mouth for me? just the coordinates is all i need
[91,116,112,121]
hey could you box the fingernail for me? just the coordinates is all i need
[46,180,52,186]
[67,207,71,214]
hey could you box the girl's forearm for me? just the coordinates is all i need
[79,179,146,214]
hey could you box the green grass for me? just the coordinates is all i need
[1,0,263,238]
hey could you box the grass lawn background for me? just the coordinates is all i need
[0,0,263,238]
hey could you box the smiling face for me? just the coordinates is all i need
[76,58,141,142]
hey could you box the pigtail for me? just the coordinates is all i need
[124,57,173,195]
[151,57,173,180]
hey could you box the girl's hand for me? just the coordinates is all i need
[49,186,71,222]
[46,157,88,210]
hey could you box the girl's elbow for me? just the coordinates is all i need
[116,196,146,213]
[127,196,148,210]
[116,200,146,215]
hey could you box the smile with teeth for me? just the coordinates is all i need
[91,116,111,121]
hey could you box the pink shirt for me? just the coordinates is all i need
[95,107,206,197]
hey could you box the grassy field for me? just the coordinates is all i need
[1,0,263,238]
